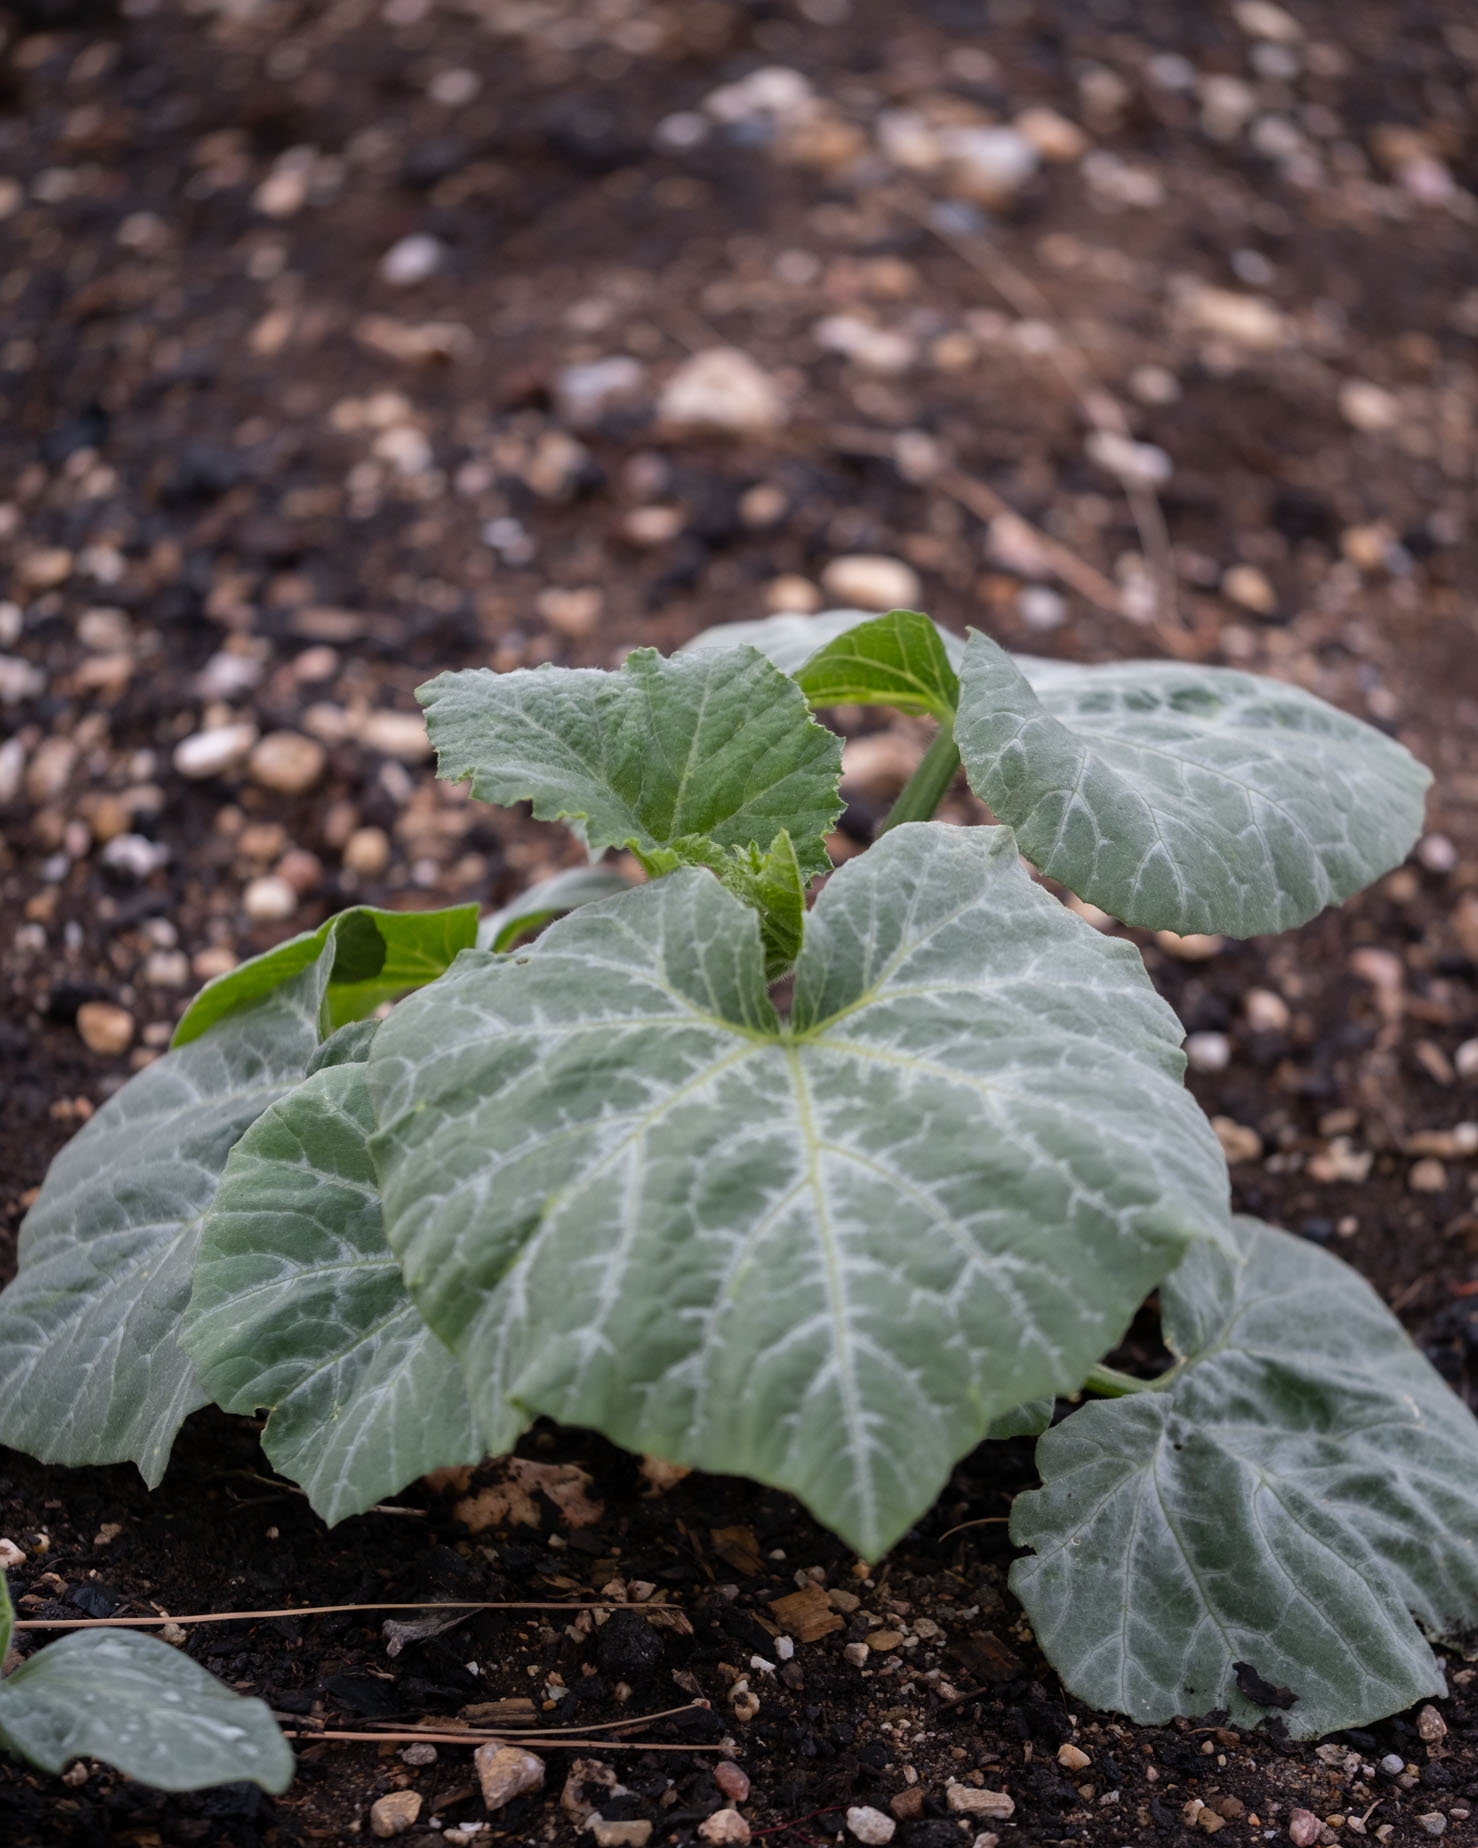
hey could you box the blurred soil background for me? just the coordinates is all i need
[1,0,1477,1843]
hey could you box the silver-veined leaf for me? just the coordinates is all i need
[367,823,1228,1559]
[183,1054,481,1525]
[0,1573,292,1791]
[955,634,1431,936]
[419,645,843,879]
[0,953,339,1482]
[1011,1217,1478,1737]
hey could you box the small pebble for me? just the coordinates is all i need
[659,348,786,436]
[1222,564,1277,616]
[0,1538,27,1568]
[174,722,258,781]
[715,1762,751,1803]
[1417,834,1457,874]
[946,1788,1014,1820]
[369,1789,422,1838]
[380,233,445,286]
[243,875,299,923]
[1288,1810,1321,1847]
[1339,380,1400,433]
[343,826,391,876]
[843,1642,870,1668]
[249,731,325,796]
[555,356,646,429]
[1380,1754,1406,1776]
[821,554,922,611]
[1056,1743,1091,1771]
[590,1824,653,1848]
[1456,1040,1478,1080]
[1417,1705,1447,1743]
[698,1810,751,1846]
[473,1744,544,1812]
[1186,1032,1232,1073]
[1245,988,1291,1033]
[763,574,822,613]
[1212,1117,1263,1164]
[1409,1158,1448,1194]
[76,1002,135,1056]
[938,124,1039,208]
[846,1805,896,1845]
[1415,1816,1446,1839]
[361,711,433,761]
[400,1743,437,1766]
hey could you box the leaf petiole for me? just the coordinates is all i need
[1081,1362,1162,1398]
[878,721,962,833]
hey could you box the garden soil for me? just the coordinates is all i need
[2,1,1478,1843]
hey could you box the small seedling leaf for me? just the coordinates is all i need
[688,608,965,716]
[419,647,843,878]
[1011,1217,1478,1737]
[173,903,478,1047]
[954,634,1431,936]
[184,1054,481,1525]
[367,823,1228,1560]
[0,1575,293,1791]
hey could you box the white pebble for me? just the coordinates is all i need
[659,348,787,436]
[243,875,299,923]
[846,1807,896,1845]
[380,233,445,287]
[820,555,922,611]
[174,722,258,780]
[1186,1031,1232,1073]
[1018,586,1067,632]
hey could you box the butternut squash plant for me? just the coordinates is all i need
[2,609,1468,1744]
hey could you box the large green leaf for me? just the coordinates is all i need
[418,646,844,879]
[183,1054,481,1525]
[0,1573,292,1791]
[367,823,1228,1559]
[1011,1218,1478,1737]
[0,952,342,1483]
[173,903,477,1047]
[955,635,1431,936]
[687,609,965,716]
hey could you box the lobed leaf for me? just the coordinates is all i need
[955,634,1431,936]
[1011,1217,1478,1737]
[0,1575,293,1791]
[183,1053,480,1525]
[367,823,1228,1559]
[173,903,478,1047]
[419,646,844,879]
[0,955,335,1483]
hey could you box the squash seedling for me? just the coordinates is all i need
[3,608,1468,1740]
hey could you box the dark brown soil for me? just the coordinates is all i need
[2,0,1477,1843]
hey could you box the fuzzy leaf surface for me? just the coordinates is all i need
[0,958,335,1483]
[1011,1218,1478,1736]
[174,903,477,1046]
[0,1578,292,1791]
[419,646,843,878]
[183,1055,481,1526]
[955,634,1431,935]
[368,823,1227,1559]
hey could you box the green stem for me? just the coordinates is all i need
[1081,1363,1159,1398]
[878,721,962,834]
